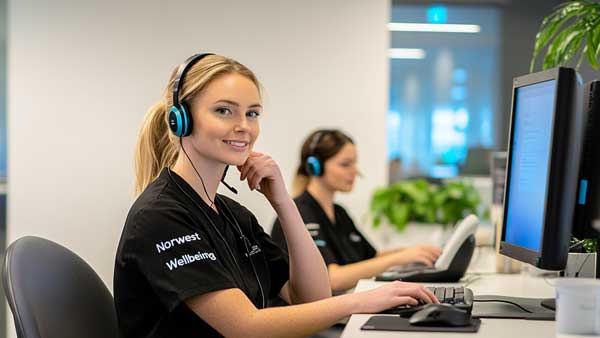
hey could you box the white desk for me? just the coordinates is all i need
[340,247,588,338]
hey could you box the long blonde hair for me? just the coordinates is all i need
[134,54,260,195]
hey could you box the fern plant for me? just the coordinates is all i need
[530,0,600,71]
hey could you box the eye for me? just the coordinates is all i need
[215,107,232,116]
[247,110,261,119]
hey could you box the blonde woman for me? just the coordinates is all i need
[114,54,438,338]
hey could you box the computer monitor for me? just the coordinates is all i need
[474,67,583,319]
[500,67,583,271]
[572,80,600,241]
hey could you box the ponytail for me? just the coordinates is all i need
[134,101,178,195]
[292,166,310,198]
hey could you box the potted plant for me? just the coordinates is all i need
[369,179,480,242]
[531,0,600,254]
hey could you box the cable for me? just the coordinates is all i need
[575,253,591,277]
[473,299,533,313]
[461,275,481,287]
[167,168,265,308]
[217,195,266,309]
[179,137,214,206]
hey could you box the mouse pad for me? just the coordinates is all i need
[361,316,481,333]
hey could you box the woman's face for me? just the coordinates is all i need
[321,143,358,193]
[188,73,262,166]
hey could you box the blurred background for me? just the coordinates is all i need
[1,1,599,337]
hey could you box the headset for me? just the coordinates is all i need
[168,53,213,137]
[165,55,264,306]
[168,53,238,198]
[305,130,330,176]
[167,168,265,309]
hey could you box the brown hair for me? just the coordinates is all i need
[133,55,261,195]
[292,129,354,196]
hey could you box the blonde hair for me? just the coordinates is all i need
[134,55,261,195]
[292,129,354,196]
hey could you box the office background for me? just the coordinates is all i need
[2,1,600,338]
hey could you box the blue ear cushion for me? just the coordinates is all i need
[168,105,193,137]
[306,156,322,176]
[168,106,184,136]
[179,104,193,136]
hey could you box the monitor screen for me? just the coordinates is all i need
[504,80,556,252]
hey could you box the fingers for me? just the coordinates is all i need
[390,281,437,304]
[239,154,277,191]
[416,256,435,267]
[395,296,419,306]
[423,245,443,257]
[423,286,440,304]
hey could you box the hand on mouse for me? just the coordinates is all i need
[351,281,439,314]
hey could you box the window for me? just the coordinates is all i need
[388,4,500,181]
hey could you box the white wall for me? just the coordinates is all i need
[7,0,388,334]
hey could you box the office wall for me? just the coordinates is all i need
[7,0,388,325]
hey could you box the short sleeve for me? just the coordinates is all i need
[360,232,377,260]
[131,207,237,311]
[272,217,340,266]
[270,219,287,251]
[250,215,290,299]
[338,207,377,260]
[312,226,342,266]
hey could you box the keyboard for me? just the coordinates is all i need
[380,286,473,317]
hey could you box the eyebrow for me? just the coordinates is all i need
[214,99,262,109]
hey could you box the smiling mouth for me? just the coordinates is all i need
[223,140,249,150]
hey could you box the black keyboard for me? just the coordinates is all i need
[380,286,473,317]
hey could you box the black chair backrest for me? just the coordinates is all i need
[2,236,117,338]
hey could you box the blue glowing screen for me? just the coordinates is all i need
[504,80,556,252]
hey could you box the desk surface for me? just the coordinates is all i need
[340,247,585,338]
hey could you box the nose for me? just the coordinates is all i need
[234,115,251,133]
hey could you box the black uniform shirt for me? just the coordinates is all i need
[271,191,376,266]
[114,168,289,338]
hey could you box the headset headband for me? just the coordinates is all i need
[172,53,214,108]
[308,129,333,156]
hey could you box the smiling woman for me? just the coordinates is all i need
[114,53,438,338]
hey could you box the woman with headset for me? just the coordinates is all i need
[114,54,438,338]
[271,129,442,292]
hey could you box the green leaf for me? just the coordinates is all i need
[557,26,586,66]
[586,34,600,68]
[531,1,588,71]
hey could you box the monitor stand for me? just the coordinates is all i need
[472,295,555,320]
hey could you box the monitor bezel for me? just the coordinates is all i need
[500,67,577,269]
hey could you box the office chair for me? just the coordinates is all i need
[2,236,117,338]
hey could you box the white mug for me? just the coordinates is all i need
[555,278,600,335]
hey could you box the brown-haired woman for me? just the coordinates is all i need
[272,129,442,292]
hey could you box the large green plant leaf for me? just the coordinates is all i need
[532,1,600,71]
[531,1,587,71]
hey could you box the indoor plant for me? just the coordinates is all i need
[530,0,600,71]
[370,179,480,232]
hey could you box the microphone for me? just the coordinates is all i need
[221,165,238,194]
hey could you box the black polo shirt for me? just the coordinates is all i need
[271,191,376,266]
[114,168,289,338]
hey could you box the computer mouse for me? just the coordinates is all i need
[409,304,471,327]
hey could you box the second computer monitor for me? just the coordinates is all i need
[500,67,584,271]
